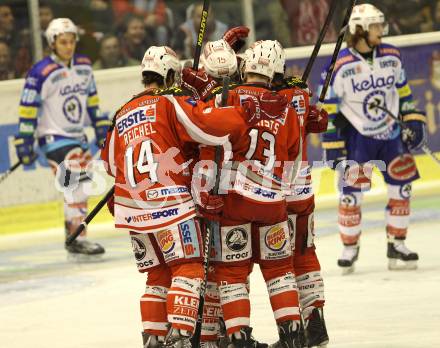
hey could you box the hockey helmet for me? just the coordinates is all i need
[45,18,78,46]
[243,40,277,80]
[141,46,181,82]
[349,4,389,36]
[272,40,285,75]
[200,39,237,79]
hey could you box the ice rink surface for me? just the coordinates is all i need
[1,195,440,348]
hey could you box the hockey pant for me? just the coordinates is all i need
[287,196,325,320]
[130,218,204,337]
[212,219,300,336]
[45,144,92,239]
[339,163,413,245]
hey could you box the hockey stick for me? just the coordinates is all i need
[191,76,230,348]
[302,0,338,81]
[65,186,115,246]
[0,160,22,185]
[319,0,357,102]
[365,100,440,167]
[193,0,211,70]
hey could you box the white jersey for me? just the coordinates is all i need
[17,54,99,140]
[322,43,415,139]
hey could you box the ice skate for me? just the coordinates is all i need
[304,308,329,348]
[387,240,418,270]
[201,341,220,348]
[143,332,165,347]
[337,244,359,275]
[65,238,105,262]
[230,327,268,348]
[269,321,302,348]
[218,317,230,348]
[163,328,192,348]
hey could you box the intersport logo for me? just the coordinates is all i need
[351,74,395,93]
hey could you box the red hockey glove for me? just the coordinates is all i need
[242,92,288,125]
[197,191,224,221]
[306,105,329,134]
[181,67,219,101]
[223,26,250,52]
[107,193,115,217]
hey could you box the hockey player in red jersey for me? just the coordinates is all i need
[271,41,329,348]
[101,45,288,348]
[182,40,304,348]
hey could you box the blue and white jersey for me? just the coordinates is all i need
[17,54,100,140]
[321,43,416,141]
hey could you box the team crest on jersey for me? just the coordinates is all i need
[362,90,388,122]
[264,225,287,252]
[63,95,82,123]
[131,236,147,261]
[158,229,175,254]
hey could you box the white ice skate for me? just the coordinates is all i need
[143,332,165,347]
[337,244,360,275]
[387,240,418,270]
[163,328,192,348]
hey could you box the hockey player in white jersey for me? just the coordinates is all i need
[14,18,110,260]
[320,4,426,273]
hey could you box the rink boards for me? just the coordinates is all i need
[1,32,440,234]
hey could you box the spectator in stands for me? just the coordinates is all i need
[174,2,228,59]
[88,0,114,36]
[434,0,440,31]
[0,40,14,80]
[120,15,151,61]
[39,2,54,56]
[280,0,337,46]
[93,34,139,69]
[112,0,170,45]
[0,4,14,47]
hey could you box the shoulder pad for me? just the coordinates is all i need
[155,86,189,96]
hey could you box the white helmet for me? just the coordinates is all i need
[200,39,237,79]
[272,40,285,75]
[349,4,389,35]
[141,46,181,82]
[243,40,277,80]
[45,18,78,46]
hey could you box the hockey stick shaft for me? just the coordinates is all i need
[302,0,338,81]
[0,160,22,185]
[65,186,115,246]
[192,77,229,347]
[193,0,211,70]
[319,0,357,102]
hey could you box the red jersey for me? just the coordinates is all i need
[101,87,251,232]
[208,83,301,224]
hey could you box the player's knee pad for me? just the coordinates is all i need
[167,270,203,333]
[130,232,164,273]
[296,271,325,319]
[385,184,411,240]
[201,280,222,341]
[338,192,363,245]
[211,223,252,265]
[260,265,300,323]
[154,218,203,266]
[218,281,250,335]
[142,265,170,337]
[342,162,373,192]
[253,220,292,267]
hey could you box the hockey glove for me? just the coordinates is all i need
[197,191,224,221]
[14,135,37,165]
[94,117,112,148]
[181,68,219,101]
[223,26,250,52]
[401,112,427,151]
[242,92,288,125]
[306,104,329,134]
